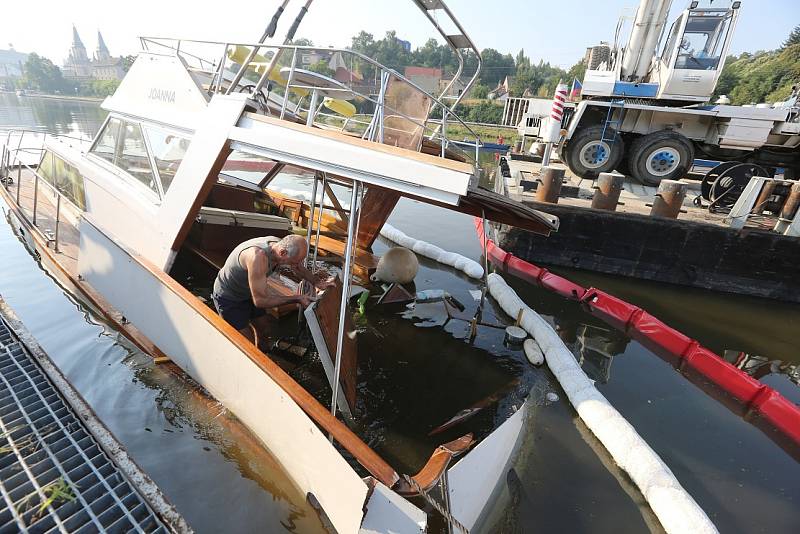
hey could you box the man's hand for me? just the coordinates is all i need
[314,275,336,290]
[296,294,317,308]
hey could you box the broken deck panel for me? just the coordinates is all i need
[0,308,184,533]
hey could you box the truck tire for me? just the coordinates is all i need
[628,130,694,186]
[563,126,625,179]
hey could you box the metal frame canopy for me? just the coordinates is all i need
[411,0,483,112]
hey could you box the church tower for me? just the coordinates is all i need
[68,25,89,65]
[95,31,111,62]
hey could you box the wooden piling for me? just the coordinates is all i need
[591,172,624,211]
[536,166,564,204]
[650,180,687,219]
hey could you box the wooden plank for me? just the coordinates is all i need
[323,182,350,226]
[242,112,473,174]
[313,278,358,411]
[315,235,379,282]
[357,186,401,249]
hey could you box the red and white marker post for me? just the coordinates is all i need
[541,81,568,166]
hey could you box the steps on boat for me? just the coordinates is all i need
[0,300,188,532]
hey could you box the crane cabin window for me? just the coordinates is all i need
[674,14,732,70]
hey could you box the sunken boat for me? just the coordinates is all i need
[0,1,559,531]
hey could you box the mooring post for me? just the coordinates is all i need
[536,166,564,204]
[650,179,687,219]
[774,181,800,234]
[591,172,624,211]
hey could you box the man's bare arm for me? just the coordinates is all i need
[245,249,312,309]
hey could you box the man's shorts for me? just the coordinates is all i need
[211,293,266,331]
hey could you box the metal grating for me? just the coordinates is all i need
[0,317,171,533]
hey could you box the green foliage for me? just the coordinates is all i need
[471,83,489,99]
[21,53,72,93]
[464,100,503,123]
[308,60,334,77]
[713,44,800,104]
[121,54,136,72]
[84,79,121,97]
[784,25,800,49]
[479,48,515,86]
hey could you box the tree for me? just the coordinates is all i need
[21,53,69,93]
[308,60,334,77]
[471,83,489,99]
[291,38,314,47]
[121,55,136,72]
[783,25,800,49]
[479,48,515,86]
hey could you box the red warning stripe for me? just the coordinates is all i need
[474,217,800,451]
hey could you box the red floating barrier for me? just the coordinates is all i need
[474,217,800,449]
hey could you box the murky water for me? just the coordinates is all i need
[1,93,798,533]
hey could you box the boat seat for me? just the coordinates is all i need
[197,206,291,231]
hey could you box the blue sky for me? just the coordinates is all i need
[3,0,798,70]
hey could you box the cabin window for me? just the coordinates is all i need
[143,126,190,193]
[38,150,86,210]
[674,14,731,70]
[117,122,160,194]
[91,117,121,164]
[90,117,160,197]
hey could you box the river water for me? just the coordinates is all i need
[0,93,798,533]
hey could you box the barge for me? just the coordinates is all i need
[494,155,800,302]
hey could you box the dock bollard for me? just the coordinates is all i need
[775,181,800,233]
[591,172,624,211]
[650,180,687,219]
[536,166,565,204]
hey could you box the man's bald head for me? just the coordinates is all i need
[274,235,309,264]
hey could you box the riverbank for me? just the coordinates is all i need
[0,90,103,103]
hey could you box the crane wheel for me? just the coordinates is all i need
[628,130,694,186]
[563,126,625,179]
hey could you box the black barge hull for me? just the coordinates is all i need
[497,201,800,303]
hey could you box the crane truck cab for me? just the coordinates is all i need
[516,0,800,186]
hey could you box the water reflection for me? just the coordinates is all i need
[0,93,106,138]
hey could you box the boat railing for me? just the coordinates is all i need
[139,37,483,166]
[0,129,86,254]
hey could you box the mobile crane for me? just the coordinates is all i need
[514,0,799,186]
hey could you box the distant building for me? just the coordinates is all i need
[328,52,363,85]
[397,39,412,53]
[0,45,28,88]
[438,76,468,98]
[404,66,442,94]
[63,26,125,82]
[488,75,515,100]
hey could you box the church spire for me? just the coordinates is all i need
[72,24,84,49]
[96,30,110,61]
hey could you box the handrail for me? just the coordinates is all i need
[137,37,483,163]
[0,130,84,254]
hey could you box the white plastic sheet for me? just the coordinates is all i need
[486,273,719,534]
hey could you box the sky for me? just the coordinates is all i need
[2,0,798,71]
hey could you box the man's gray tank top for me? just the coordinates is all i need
[212,236,280,301]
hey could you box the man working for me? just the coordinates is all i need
[212,234,334,345]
